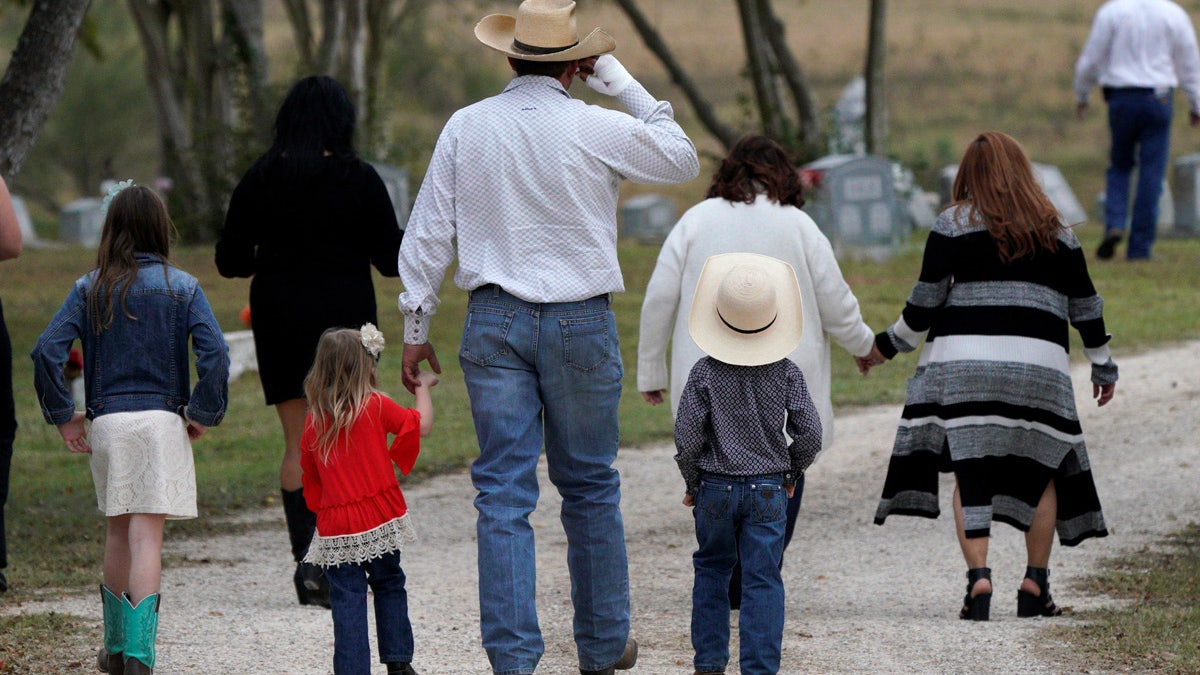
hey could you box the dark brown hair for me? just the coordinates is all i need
[88,185,174,333]
[952,131,1064,262]
[706,135,805,208]
[509,58,571,78]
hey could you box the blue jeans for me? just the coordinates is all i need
[1105,86,1173,259]
[325,551,413,675]
[692,474,787,675]
[460,286,629,675]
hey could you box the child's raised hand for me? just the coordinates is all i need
[415,370,439,389]
[682,492,694,507]
[58,411,91,454]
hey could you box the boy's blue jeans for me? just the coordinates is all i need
[325,550,413,675]
[692,473,787,675]
[460,285,629,675]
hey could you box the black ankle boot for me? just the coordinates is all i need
[281,488,330,609]
[1017,566,1063,617]
[386,663,418,675]
[959,567,992,621]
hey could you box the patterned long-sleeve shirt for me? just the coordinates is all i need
[674,357,822,495]
[397,74,699,345]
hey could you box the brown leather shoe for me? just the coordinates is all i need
[579,637,638,674]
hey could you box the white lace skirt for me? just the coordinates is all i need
[89,410,197,519]
[304,515,417,567]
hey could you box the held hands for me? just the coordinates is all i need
[402,342,442,394]
[580,54,633,96]
[58,411,91,453]
[414,370,440,390]
[855,344,887,375]
[1093,382,1116,407]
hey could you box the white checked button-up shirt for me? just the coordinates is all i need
[397,74,699,344]
[1074,0,1200,114]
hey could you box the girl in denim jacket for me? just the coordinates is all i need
[31,184,229,675]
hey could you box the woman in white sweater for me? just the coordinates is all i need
[638,135,875,602]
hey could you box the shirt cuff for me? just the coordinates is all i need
[403,312,430,345]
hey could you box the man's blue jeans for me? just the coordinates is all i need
[460,286,629,675]
[1105,87,1173,259]
[692,474,787,675]
[324,550,413,675]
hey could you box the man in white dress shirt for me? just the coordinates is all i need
[1074,0,1200,260]
[396,2,699,673]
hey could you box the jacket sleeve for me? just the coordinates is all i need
[186,285,230,427]
[30,282,87,425]
[804,223,874,358]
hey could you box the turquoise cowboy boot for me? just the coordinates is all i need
[121,592,160,674]
[98,585,125,674]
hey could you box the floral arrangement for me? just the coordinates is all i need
[360,323,385,358]
[100,178,134,216]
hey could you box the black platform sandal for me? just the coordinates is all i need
[959,567,992,621]
[1017,566,1063,617]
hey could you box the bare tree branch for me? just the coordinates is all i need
[610,0,739,150]
[756,0,820,153]
[865,0,888,156]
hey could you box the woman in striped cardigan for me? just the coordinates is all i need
[866,131,1118,622]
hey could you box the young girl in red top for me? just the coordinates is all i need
[300,324,436,675]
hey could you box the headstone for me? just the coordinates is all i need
[60,198,104,247]
[619,194,676,244]
[1170,153,1200,236]
[801,154,902,249]
[368,162,411,230]
[830,76,866,155]
[224,329,258,382]
[10,195,36,244]
[940,163,1087,225]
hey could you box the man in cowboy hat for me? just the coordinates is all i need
[396,1,699,673]
[674,253,822,675]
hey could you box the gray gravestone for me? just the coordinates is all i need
[10,195,36,244]
[60,198,104,247]
[368,162,411,230]
[1170,153,1200,236]
[619,194,676,244]
[801,154,902,249]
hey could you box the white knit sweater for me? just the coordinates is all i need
[636,194,875,451]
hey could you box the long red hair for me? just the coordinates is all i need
[951,131,1065,262]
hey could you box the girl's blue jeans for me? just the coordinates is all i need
[692,473,787,675]
[325,550,413,675]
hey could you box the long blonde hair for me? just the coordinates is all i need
[303,327,378,463]
[951,131,1065,262]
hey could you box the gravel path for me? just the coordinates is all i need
[6,341,1198,674]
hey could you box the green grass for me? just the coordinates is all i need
[1047,524,1200,674]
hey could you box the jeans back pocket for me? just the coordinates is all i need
[560,313,613,372]
[698,480,734,522]
[749,482,785,523]
[460,307,514,366]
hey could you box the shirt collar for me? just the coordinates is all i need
[503,75,573,99]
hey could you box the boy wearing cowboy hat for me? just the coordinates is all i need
[397,1,699,674]
[674,253,822,675]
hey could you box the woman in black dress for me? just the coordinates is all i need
[216,76,402,607]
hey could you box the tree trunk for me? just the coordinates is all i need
[221,0,273,149]
[0,0,93,176]
[756,0,821,156]
[316,0,347,76]
[610,0,740,151]
[865,0,888,156]
[281,0,316,73]
[737,0,786,143]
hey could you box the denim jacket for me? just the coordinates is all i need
[31,253,229,427]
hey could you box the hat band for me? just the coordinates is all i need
[717,309,777,335]
[512,38,579,55]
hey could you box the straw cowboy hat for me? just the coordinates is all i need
[688,253,805,367]
[475,0,616,62]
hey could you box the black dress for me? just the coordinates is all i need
[216,157,402,404]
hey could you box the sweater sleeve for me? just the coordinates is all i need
[637,223,686,394]
[805,225,874,358]
[1060,239,1118,385]
[379,394,422,476]
[877,226,955,359]
[214,170,260,278]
